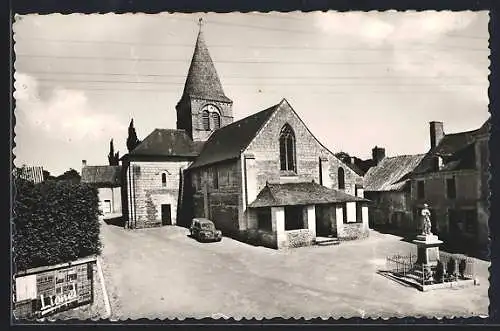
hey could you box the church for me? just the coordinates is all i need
[119,23,370,249]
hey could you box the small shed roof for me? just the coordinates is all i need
[248,181,368,208]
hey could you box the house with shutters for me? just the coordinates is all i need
[409,119,490,257]
[119,23,370,249]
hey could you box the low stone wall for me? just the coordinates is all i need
[285,229,315,248]
[338,222,369,240]
[243,229,277,249]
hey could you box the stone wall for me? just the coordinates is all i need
[338,222,369,240]
[127,160,190,228]
[187,160,243,236]
[285,229,315,248]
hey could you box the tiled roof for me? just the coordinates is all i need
[413,118,490,174]
[248,181,368,208]
[81,166,121,187]
[364,154,425,191]
[188,102,280,169]
[129,129,200,158]
[180,29,232,103]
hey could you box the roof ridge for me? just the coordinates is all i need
[213,102,280,132]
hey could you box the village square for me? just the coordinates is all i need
[11,12,491,320]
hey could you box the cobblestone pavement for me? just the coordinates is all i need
[99,222,489,320]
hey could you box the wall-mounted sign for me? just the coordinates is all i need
[13,258,96,320]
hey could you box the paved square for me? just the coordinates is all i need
[99,223,489,320]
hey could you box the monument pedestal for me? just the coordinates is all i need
[412,234,443,266]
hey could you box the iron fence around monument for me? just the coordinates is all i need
[385,253,418,277]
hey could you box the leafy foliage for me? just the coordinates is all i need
[108,139,120,166]
[434,260,445,283]
[459,259,467,278]
[13,178,101,271]
[446,258,458,279]
[126,119,141,152]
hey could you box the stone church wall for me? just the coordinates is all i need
[127,160,190,228]
[244,101,362,200]
[187,159,243,237]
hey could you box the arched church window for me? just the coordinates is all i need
[202,110,210,130]
[279,124,296,172]
[161,173,167,187]
[212,112,221,129]
[338,167,345,190]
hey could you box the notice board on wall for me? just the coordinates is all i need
[13,258,96,319]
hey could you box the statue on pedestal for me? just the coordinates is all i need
[421,203,432,236]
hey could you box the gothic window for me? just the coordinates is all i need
[202,110,210,130]
[338,167,345,190]
[279,124,296,172]
[212,112,221,129]
[161,173,167,187]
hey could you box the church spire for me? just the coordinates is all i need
[180,18,232,103]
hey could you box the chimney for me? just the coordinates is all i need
[351,157,356,165]
[430,121,444,149]
[372,146,386,165]
[82,160,87,167]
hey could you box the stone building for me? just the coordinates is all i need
[409,119,490,257]
[81,161,122,216]
[363,150,425,231]
[120,24,370,248]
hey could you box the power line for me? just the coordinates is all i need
[34,77,484,86]
[20,70,487,80]
[31,83,482,95]
[14,37,488,51]
[16,53,487,65]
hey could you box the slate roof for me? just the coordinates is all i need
[180,29,232,103]
[413,118,490,174]
[188,102,280,169]
[248,181,368,208]
[81,166,121,187]
[129,129,200,158]
[364,154,425,192]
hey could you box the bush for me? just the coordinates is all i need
[446,258,458,280]
[434,261,445,283]
[459,259,467,278]
[13,178,101,271]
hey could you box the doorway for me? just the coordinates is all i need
[161,204,172,226]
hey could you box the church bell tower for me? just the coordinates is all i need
[176,18,233,142]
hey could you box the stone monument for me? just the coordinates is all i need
[412,204,443,267]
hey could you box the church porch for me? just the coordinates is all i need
[246,181,370,249]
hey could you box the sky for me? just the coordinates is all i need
[12,11,490,176]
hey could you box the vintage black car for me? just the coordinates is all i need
[189,218,222,242]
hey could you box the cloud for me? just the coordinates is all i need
[313,11,479,46]
[14,72,126,141]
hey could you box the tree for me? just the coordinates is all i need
[56,169,81,184]
[126,119,141,152]
[42,170,55,181]
[335,151,351,163]
[108,139,120,166]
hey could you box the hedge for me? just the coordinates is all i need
[13,178,102,271]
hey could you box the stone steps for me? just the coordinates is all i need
[315,237,340,246]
